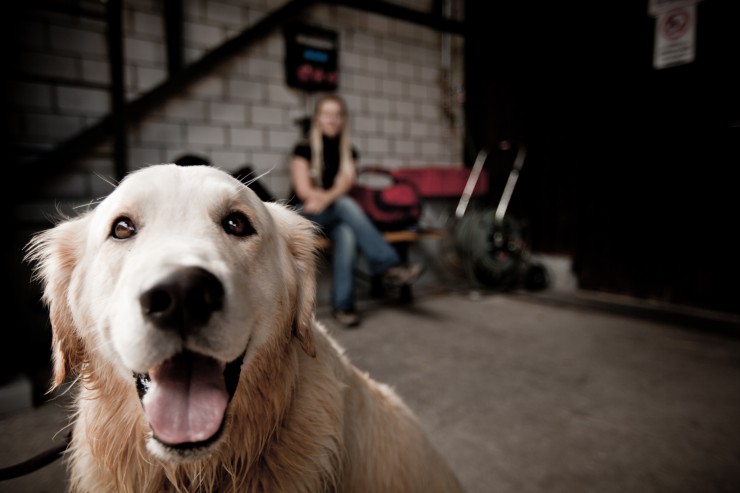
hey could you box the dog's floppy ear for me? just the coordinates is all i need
[25,214,90,388]
[265,203,320,358]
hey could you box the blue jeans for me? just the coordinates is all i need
[299,196,400,312]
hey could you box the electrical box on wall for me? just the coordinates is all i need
[284,23,339,92]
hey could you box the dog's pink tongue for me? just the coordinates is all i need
[142,352,228,445]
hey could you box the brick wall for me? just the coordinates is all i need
[10,0,465,219]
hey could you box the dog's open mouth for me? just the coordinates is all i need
[135,350,243,449]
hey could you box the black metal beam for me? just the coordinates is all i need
[107,0,128,182]
[163,0,184,76]
[332,0,464,35]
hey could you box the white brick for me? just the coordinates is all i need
[78,161,116,190]
[227,79,265,101]
[230,128,264,147]
[126,37,164,63]
[56,87,110,116]
[352,74,377,93]
[206,1,243,27]
[183,0,205,19]
[348,32,376,54]
[209,150,248,168]
[409,121,428,137]
[138,121,183,144]
[21,53,78,79]
[381,78,404,97]
[136,66,167,91]
[267,84,301,106]
[251,105,283,126]
[395,101,415,118]
[251,151,286,173]
[23,114,84,138]
[353,116,377,134]
[367,13,391,35]
[14,82,53,110]
[187,125,226,145]
[262,35,284,58]
[129,146,165,166]
[132,11,164,38]
[379,38,407,58]
[393,60,415,79]
[366,137,389,153]
[395,139,416,155]
[164,98,207,120]
[343,94,365,114]
[187,76,225,98]
[342,51,363,71]
[49,26,106,56]
[419,65,438,82]
[209,102,247,124]
[381,118,406,136]
[245,58,283,79]
[185,22,223,49]
[268,173,292,200]
[366,96,392,116]
[166,146,211,163]
[81,60,111,84]
[267,130,297,150]
[366,55,390,75]
[32,172,88,200]
[419,139,445,158]
[420,102,439,120]
[184,46,204,64]
[408,82,428,100]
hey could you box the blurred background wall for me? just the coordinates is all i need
[3,0,739,407]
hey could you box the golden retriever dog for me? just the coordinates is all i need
[26,164,464,493]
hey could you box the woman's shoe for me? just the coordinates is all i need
[383,263,424,287]
[332,310,361,328]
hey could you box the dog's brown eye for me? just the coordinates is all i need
[222,212,255,237]
[111,216,137,239]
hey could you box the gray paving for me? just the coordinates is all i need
[1,287,739,493]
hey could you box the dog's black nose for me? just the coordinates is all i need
[140,266,224,333]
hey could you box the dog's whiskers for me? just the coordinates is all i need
[235,166,274,194]
[93,171,120,190]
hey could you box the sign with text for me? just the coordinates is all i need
[284,24,339,92]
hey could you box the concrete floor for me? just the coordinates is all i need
[1,280,740,493]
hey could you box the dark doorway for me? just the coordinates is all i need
[465,1,740,314]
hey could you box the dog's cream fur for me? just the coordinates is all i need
[26,164,463,493]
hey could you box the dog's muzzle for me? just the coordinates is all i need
[134,266,244,449]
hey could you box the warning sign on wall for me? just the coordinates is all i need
[653,5,696,69]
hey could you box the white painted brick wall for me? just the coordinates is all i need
[209,101,247,124]
[186,125,226,146]
[14,83,53,110]
[136,121,183,145]
[24,114,85,140]
[21,53,78,79]
[56,87,110,116]
[81,59,111,84]
[12,0,465,214]
[230,128,265,148]
[130,10,164,37]
[49,26,107,56]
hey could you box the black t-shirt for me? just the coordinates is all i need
[292,136,359,190]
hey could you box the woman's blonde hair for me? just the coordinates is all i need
[309,94,354,186]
